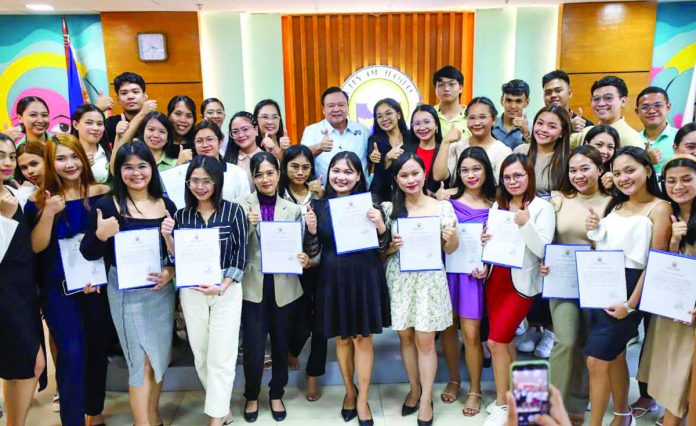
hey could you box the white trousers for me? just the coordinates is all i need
[180,283,243,418]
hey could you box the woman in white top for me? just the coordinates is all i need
[72,104,110,183]
[192,121,250,202]
[480,153,555,426]
[584,146,672,426]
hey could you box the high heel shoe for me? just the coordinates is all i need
[417,402,434,426]
[613,411,636,426]
[358,402,374,426]
[270,399,287,421]
[401,389,421,416]
[243,399,259,423]
[341,393,357,422]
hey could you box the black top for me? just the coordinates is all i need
[104,114,126,153]
[173,200,248,282]
[80,195,177,270]
[368,132,414,202]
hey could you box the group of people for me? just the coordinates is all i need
[0,65,694,426]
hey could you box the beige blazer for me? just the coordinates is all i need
[236,193,303,307]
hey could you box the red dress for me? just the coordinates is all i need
[485,265,535,343]
[416,146,435,178]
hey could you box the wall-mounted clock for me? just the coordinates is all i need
[137,33,167,62]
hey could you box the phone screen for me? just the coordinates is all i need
[511,363,549,426]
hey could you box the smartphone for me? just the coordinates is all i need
[510,360,550,426]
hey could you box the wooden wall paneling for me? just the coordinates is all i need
[281,12,474,139]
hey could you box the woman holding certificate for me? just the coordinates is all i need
[303,151,391,426]
[80,141,177,426]
[236,151,305,422]
[480,153,555,426]
[584,146,672,426]
[160,155,248,426]
[636,154,696,426]
[382,153,458,425]
[541,145,610,424]
[439,146,495,416]
[24,134,112,426]
[0,133,45,426]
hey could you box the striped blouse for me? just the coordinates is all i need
[173,200,248,282]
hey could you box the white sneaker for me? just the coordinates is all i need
[534,329,555,358]
[515,328,539,353]
[484,405,509,426]
[486,400,504,414]
[515,320,527,336]
[51,393,60,412]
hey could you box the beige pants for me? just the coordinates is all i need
[181,283,243,418]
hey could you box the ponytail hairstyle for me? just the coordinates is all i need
[167,95,197,147]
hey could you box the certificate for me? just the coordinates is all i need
[481,209,525,269]
[445,222,484,274]
[259,221,303,274]
[174,228,221,288]
[328,192,378,254]
[58,233,107,292]
[639,250,696,323]
[397,216,442,272]
[160,164,188,209]
[114,228,162,290]
[576,250,627,309]
[542,244,591,299]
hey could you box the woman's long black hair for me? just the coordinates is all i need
[137,111,180,160]
[323,151,367,199]
[372,98,409,139]
[451,146,497,201]
[389,153,426,219]
[279,144,316,201]
[184,155,224,210]
[111,140,163,218]
[224,111,260,164]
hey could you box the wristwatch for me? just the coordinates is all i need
[623,301,636,314]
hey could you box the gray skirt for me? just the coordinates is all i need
[107,266,175,387]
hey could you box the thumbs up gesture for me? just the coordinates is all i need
[177,145,193,165]
[671,214,687,247]
[44,191,66,216]
[115,114,130,137]
[304,204,317,235]
[434,181,451,201]
[443,126,462,144]
[585,206,600,231]
[571,108,586,133]
[95,89,115,111]
[96,208,120,241]
[320,129,334,152]
[161,210,175,238]
[279,128,291,150]
[513,201,531,226]
[647,145,664,165]
[2,122,23,141]
[308,175,324,198]
[0,192,18,218]
[247,207,260,227]
[261,132,276,152]
[513,112,530,137]
[369,142,382,164]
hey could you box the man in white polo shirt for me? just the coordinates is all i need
[301,87,370,183]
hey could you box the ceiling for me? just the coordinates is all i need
[1,0,665,14]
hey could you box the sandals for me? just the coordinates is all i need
[440,380,460,404]
[630,402,658,419]
[462,392,483,417]
[613,411,637,426]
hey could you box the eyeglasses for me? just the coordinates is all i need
[288,164,312,173]
[258,114,280,122]
[591,94,617,104]
[502,172,528,183]
[204,109,224,117]
[253,170,277,180]
[231,126,254,137]
[187,178,215,188]
[638,103,666,112]
[436,80,459,89]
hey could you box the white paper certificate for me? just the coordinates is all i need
[58,233,107,292]
[160,164,189,209]
[542,244,591,299]
[481,209,525,269]
[397,216,442,272]
[114,228,162,290]
[639,250,696,323]
[328,192,378,254]
[174,228,221,288]
[445,222,484,274]
[576,250,627,309]
[259,221,303,274]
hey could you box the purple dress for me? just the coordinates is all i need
[447,199,489,320]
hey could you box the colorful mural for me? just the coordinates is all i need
[650,2,696,128]
[0,15,108,132]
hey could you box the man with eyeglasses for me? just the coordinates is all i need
[636,86,676,175]
[570,76,644,149]
[433,65,471,139]
[301,86,370,183]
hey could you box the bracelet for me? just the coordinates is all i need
[623,301,635,314]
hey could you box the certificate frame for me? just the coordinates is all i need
[638,249,696,323]
[575,249,626,309]
[328,192,379,255]
[114,227,162,291]
[259,220,303,275]
[396,215,442,273]
[541,243,591,300]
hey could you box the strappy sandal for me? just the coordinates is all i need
[462,392,483,417]
[440,380,460,404]
[613,411,636,426]
[630,401,658,419]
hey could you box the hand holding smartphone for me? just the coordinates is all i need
[510,360,550,426]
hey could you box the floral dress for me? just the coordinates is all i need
[382,200,456,332]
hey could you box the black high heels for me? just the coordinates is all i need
[401,389,422,416]
[341,393,358,422]
[417,402,434,426]
[270,399,287,421]
[358,402,374,426]
[243,399,259,423]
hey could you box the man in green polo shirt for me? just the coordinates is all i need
[433,65,471,139]
[636,86,677,175]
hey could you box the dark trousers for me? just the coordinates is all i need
[242,275,297,401]
[638,313,652,399]
[43,287,114,426]
[289,269,327,377]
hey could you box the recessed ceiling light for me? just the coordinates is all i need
[26,4,55,11]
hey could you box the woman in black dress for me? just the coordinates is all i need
[304,151,391,426]
[0,133,45,425]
